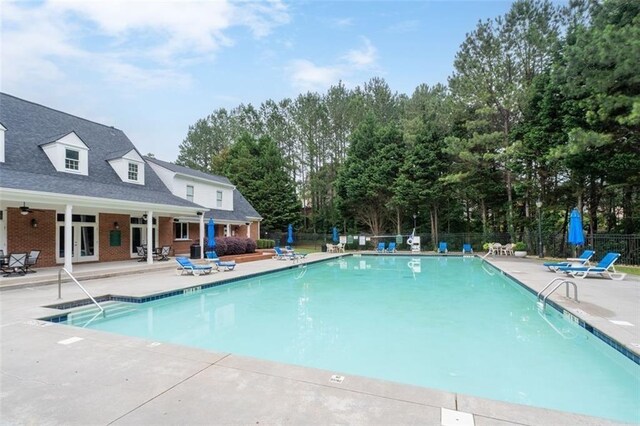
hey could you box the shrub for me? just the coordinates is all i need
[482,242,493,251]
[224,237,246,255]
[256,239,275,249]
[513,242,527,251]
[245,238,257,253]
[213,238,227,256]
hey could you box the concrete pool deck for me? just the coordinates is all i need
[1,253,638,425]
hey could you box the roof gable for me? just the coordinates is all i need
[0,92,200,208]
[144,156,233,186]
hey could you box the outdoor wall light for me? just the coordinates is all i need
[196,211,203,216]
[173,218,180,223]
[142,214,148,220]
[113,221,120,230]
[245,222,250,226]
[31,218,38,228]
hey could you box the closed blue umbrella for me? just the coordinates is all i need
[568,208,585,246]
[287,224,294,245]
[332,226,339,243]
[207,217,216,250]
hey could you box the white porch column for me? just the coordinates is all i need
[246,222,251,238]
[199,213,204,259]
[146,210,153,264]
[64,204,73,272]
[226,224,231,237]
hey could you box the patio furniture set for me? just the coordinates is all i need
[1,250,40,277]
[136,245,172,262]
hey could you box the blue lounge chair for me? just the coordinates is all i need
[176,257,214,275]
[437,242,448,253]
[205,251,236,271]
[273,246,306,262]
[557,252,625,280]
[543,250,595,272]
[386,242,397,253]
[376,242,386,253]
[462,244,473,254]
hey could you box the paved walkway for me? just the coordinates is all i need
[1,253,637,425]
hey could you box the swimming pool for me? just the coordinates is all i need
[58,256,640,422]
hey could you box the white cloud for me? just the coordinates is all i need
[287,37,379,92]
[287,60,344,92]
[343,37,377,68]
[1,0,290,91]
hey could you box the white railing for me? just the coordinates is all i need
[536,277,578,310]
[58,268,104,313]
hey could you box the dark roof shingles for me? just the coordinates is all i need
[0,93,199,208]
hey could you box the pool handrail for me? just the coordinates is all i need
[58,268,104,313]
[536,277,578,310]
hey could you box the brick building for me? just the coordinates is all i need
[0,93,262,270]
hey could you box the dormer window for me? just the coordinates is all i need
[128,162,138,181]
[107,149,145,185]
[186,185,194,202]
[40,132,89,175]
[65,148,80,171]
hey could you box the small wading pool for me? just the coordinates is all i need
[48,256,640,423]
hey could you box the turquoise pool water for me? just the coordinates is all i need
[66,256,639,422]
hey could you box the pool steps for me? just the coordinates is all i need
[65,301,137,327]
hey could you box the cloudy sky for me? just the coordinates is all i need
[1,0,515,161]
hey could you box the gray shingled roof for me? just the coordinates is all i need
[144,155,262,221]
[144,156,232,186]
[0,93,201,209]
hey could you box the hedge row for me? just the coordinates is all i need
[256,239,275,249]
[208,237,257,256]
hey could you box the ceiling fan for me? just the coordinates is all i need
[19,202,44,215]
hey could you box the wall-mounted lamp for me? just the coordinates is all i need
[196,211,203,216]
[142,214,148,220]
[113,221,120,230]
[173,218,180,223]
[245,222,250,226]
[31,218,38,228]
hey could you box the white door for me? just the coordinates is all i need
[56,213,99,263]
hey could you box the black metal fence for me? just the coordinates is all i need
[263,229,640,265]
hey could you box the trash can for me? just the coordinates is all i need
[190,244,201,259]
[321,243,327,252]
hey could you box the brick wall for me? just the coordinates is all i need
[7,208,57,267]
[98,213,131,262]
[250,221,260,241]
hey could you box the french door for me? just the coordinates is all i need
[57,221,98,263]
[130,223,157,257]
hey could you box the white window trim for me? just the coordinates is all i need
[64,148,80,172]
[216,190,223,208]
[174,222,189,240]
[127,162,139,182]
[186,185,194,202]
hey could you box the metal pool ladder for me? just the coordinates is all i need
[58,268,104,314]
[537,277,578,310]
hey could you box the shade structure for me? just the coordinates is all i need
[568,208,585,246]
[287,224,294,245]
[207,217,216,249]
[332,226,339,243]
